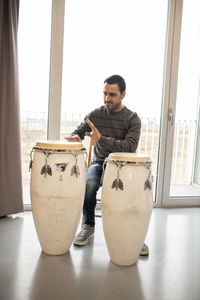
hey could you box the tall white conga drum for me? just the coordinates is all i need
[30,140,86,255]
[101,153,153,266]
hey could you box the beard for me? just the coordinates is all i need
[104,101,121,111]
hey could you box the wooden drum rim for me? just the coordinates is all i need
[35,140,84,150]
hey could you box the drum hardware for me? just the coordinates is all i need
[101,161,107,185]
[30,146,86,154]
[144,165,152,190]
[103,159,124,190]
[71,151,80,177]
[29,147,53,177]
[70,148,88,177]
[29,159,33,171]
[111,161,125,191]
[29,147,87,178]
[144,179,152,190]
[103,158,126,191]
[55,163,68,181]
[104,158,152,191]
[41,164,52,177]
[29,148,34,171]
[40,152,52,177]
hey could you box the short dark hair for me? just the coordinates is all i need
[104,75,126,94]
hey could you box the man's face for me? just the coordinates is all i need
[103,83,126,112]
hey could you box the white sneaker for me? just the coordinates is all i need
[73,224,94,246]
[140,243,149,256]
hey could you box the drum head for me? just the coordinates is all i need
[108,152,150,162]
[35,140,83,150]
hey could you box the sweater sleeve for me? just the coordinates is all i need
[97,114,141,153]
[71,115,91,140]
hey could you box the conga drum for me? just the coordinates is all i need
[30,140,86,255]
[101,153,153,266]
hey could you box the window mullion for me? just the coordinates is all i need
[48,0,65,140]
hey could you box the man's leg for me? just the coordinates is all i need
[83,162,103,226]
[73,162,103,246]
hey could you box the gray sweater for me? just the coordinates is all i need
[72,105,141,163]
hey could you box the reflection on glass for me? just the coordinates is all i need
[18,0,52,204]
[170,0,200,197]
[61,0,168,202]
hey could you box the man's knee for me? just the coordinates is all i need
[86,177,99,195]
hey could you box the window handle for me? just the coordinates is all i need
[168,109,173,126]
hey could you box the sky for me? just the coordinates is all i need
[18,0,200,121]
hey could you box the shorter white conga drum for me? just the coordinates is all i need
[30,140,86,255]
[101,153,153,266]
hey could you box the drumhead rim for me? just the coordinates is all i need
[35,140,84,150]
[108,152,151,162]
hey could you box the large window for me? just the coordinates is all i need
[61,0,169,200]
[18,0,52,204]
[169,0,200,197]
[18,0,200,207]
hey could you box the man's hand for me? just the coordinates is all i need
[85,119,101,142]
[64,135,81,142]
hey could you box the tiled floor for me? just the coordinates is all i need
[0,208,200,300]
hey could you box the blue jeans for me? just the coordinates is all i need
[83,162,103,227]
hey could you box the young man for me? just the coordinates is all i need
[65,75,149,255]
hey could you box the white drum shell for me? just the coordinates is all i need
[102,161,153,266]
[31,149,86,255]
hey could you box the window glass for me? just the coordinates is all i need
[61,0,168,201]
[18,0,52,204]
[170,0,200,197]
